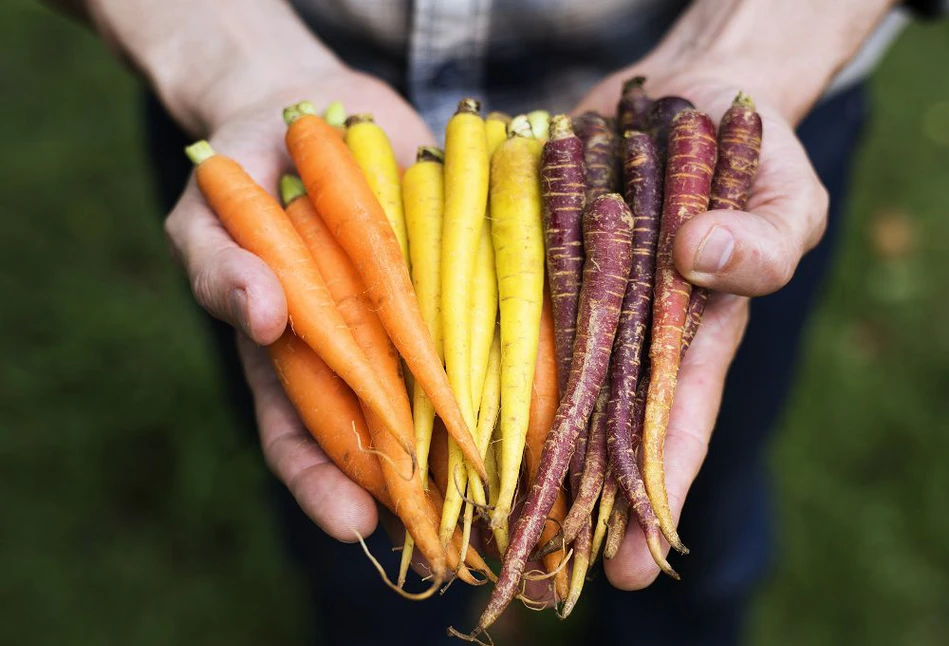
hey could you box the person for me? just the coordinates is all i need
[51,1,947,643]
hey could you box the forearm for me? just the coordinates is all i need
[646,0,900,123]
[68,0,341,134]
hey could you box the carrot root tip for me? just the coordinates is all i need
[353,528,443,600]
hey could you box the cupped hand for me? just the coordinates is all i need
[575,63,828,589]
[163,65,435,542]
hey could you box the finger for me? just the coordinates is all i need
[238,333,379,541]
[604,294,749,590]
[673,122,829,297]
[165,179,288,345]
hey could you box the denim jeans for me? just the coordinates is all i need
[145,80,867,646]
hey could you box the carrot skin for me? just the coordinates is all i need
[617,76,653,134]
[642,109,717,554]
[566,111,619,483]
[647,96,695,174]
[603,491,630,560]
[606,131,663,553]
[559,380,610,546]
[478,194,634,633]
[283,110,486,483]
[269,332,392,509]
[572,111,620,202]
[687,94,763,336]
[541,115,587,397]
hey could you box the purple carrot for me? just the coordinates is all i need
[647,96,695,173]
[539,379,610,554]
[642,109,717,555]
[541,115,587,397]
[604,131,676,574]
[572,111,621,202]
[686,93,763,338]
[617,76,653,134]
[568,110,619,485]
[473,194,634,636]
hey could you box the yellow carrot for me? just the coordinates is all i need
[398,146,445,584]
[345,113,410,262]
[439,98,489,546]
[488,116,546,532]
[485,112,511,158]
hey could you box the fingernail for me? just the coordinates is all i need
[230,288,250,333]
[693,226,734,274]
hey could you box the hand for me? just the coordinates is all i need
[575,61,828,588]
[163,64,436,542]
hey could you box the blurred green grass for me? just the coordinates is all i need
[2,2,948,644]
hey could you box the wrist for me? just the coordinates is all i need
[645,0,898,124]
[86,0,344,135]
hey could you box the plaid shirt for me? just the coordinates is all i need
[292,0,913,135]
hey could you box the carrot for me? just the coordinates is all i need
[523,286,569,601]
[344,113,411,262]
[470,227,499,419]
[487,117,547,535]
[625,372,675,576]
[462,329,502,561]
[549,381,609,550]
[572,111,620,202]
[647,96,695,174]
[278,176,450,585]
[322,100,347,136]
[401,146,446,484]
[642,109,717,554]
[566,111,620,486]
[558,520,592,619]
[486,112,511,156]
[591,474,618,561]
[438,98,491,545]
[279,175,411,429]
[185,142,412,460]
[603,131,673,576]
[397,147,446,585]
[541,115,587,397]
[283,103,486,484]
[603,494,629,560]
[616,76,653,134]
[475,194,635,635]
[527,109,551,141]
[268,331,390,509]
[686,93,763,339]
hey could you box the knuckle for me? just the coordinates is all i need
[759,241,796,292]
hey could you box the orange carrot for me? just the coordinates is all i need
[280,176,412,429]
[269,331,391,508]
[282,103,486,484]
[184,142,412,458]
[279,176,448,580]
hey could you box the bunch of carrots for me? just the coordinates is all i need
[185,76,762,640]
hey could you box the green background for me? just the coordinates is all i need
[3,2,949,644]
